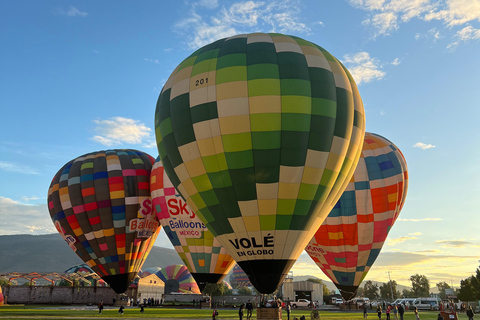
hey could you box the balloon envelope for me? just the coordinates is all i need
[150,157,235,291]
[155,33,365,293]
[156,264,201,294]
[0,286,4,306]
[47,149,161,293]
[305,132,408,300]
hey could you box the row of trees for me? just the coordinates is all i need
[359,274,456,300]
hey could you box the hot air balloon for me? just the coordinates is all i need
[150,157,235,291]
[156,264,201,294]
[0,286,4,306]
[230,263,252,289]
[305,132,408,300]
[47,149,161,293]
[154,32,365,293]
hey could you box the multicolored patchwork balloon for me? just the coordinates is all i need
[305,132,408,300]
[0,286,4,306]
[156,264,201,294]
[47,149,161,293]
[150,157,235,291]
[155,32,365,293]
[230,263,252,289]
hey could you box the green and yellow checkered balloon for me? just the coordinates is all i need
[155,33,365,294]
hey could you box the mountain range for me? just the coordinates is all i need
[0,233,412,294]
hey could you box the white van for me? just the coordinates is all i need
[413,298,440,310]
[399,298,416,309]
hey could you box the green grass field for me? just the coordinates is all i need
[0,305,468,320]
[0,306,468,320]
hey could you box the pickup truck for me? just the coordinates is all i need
[291,299,311,308]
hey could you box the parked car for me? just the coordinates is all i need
[292,299,311,308]
[353,298,371,307]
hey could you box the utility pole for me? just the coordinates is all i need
[387,271,395,301]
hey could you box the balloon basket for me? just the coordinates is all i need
[257,307,282,320]
[440,311,458,320]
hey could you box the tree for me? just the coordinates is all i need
[307,278,323,284]
[379,280,397,300]
[322,284,330,297]
[409,274,430,297]
[204,283,225,296]
[458,266,480,301]
[238,286,252,295]
[363,281,379,300]
[0,277,9,286]
[402,288,414,298]
[436,281,451,299]
[356,286,365,297]
[458,276,476,301]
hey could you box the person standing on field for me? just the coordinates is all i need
[467,306,474,320]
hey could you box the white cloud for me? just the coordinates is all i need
[198,0,220,9]
[415,28,443,41]
[175,0,312,49]
[397,217,442,221]
[424,0,480,27]
[0,161,40,175]
[348,0,480,43]
[144,58,160,64]
[413,142,436,149]
[351,0,434,37]
[342,52,386,85]
[391,57,401,65]
[447,26,480,49]
[92,117,154,147]
[53,6,88,17]
[0,197,55,235]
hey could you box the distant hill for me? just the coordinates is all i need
[0,233,182,273]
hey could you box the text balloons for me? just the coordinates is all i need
[47,149,161,293]
[150,157,235,291]
[305,133,408,300]
[155,33,365,293]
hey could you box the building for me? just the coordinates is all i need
[282,280,323,305]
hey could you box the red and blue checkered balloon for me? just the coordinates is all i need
[306,133,408,300]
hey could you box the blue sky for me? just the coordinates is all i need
[1,0,479,288]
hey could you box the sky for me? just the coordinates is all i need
[1,0,480,290]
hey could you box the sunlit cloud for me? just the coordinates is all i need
[92,117,154,147]
[388,232,422,246]
[0,197,55,235]
[447,26,480,50]
[397,217,442,222]
[349,0,480,44]
[0,161,40,175]
[53,6,88,17]
[175,0,312,49]
[413,142,436,149]
[424,0,480,27]
[342,52,386,85]
[435,240,480,247]
[350,0,434,38]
